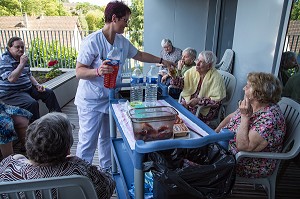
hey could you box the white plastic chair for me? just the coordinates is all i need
[235,97,300,199]
[215,49,234,73]
[0,175,98,199]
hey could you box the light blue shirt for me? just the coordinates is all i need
[75,29,138,113]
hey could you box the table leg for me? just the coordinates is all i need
[109,106,117,173]
[134,168,144,199]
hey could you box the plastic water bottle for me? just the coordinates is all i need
[104,46,121,88]
[145,65,158,107]
[130,63,144,107]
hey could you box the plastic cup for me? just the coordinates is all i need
[104,65,119,88]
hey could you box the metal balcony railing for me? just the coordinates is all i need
[0,29,132,76]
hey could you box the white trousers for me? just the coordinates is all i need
[76,107,111,168]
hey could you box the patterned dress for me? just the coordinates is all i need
[225,104,286,178]
[171,76,221,124]
[0,155,116,199]
[0,103,32,144]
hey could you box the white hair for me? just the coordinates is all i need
[161,38,172,47]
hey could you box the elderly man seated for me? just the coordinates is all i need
[0,37,61,121]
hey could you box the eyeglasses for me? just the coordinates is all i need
[13,45,25,49]
[119,18,130,24]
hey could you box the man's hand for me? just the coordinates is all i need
[161,74,169,83]
[35,84,45,92]
[19,54,28,66]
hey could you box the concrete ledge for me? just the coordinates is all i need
[39,70,78,116]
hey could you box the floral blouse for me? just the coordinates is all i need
[225,103,286,178]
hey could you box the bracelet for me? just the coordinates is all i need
[159,58,163,64]
[96,68,101,77]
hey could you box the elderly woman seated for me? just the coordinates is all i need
[168,47,197,99]
[215,72,286,178]
[0,102,31,158]
[0,112,116,199]
[169,51,226,126]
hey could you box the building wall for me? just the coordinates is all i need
[229,0,292,113]
[144,0,292,117]
[144,0,209,74]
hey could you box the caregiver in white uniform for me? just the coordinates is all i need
[75,1,174,170]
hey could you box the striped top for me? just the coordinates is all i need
[0,154,116,199]
[0,50,32,93]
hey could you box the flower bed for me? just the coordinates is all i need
[32,70,78,116]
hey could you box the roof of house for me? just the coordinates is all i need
[286,20,300,52]
[0,16,84,54]
[0,16,79,30]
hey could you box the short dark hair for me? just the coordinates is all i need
[280,51,298,70]
[104,0,131,23]
[26,112,74,165]
[7,37,22,48]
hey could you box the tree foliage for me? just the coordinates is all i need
[85,10,104,31]
[29,39,77,69]
[0,0,21,16]
[291,0,300,20]
[0,0,68,16]
[75,2,101,15]
[128,0,144,50]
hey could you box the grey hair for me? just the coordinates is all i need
[26,112,74,165]
[199,51,217,67]
[248,72,282,103]
[161,38,172,47]
[183,47,197,61]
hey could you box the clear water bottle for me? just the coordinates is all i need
[145,65,158,107]
[104,46,121,88]
[130,63,144,107]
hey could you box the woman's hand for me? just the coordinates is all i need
[97,60,115,76]
[180,98,188,108]
[187,98,200,107]
[177,60,184,70]
[162,59,176,71]
[239,96,253,117]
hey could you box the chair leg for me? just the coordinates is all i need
[269,176,276,199]
[293,153,300,167]
[277,160,291,182]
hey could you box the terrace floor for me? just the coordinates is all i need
[9,98,300,199]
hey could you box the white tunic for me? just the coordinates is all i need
[75,30,138,113]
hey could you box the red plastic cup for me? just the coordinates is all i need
[104,64,119,88]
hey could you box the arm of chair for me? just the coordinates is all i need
[236,151,295,162]
[195,104,219,117]
[195,105,205,117]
